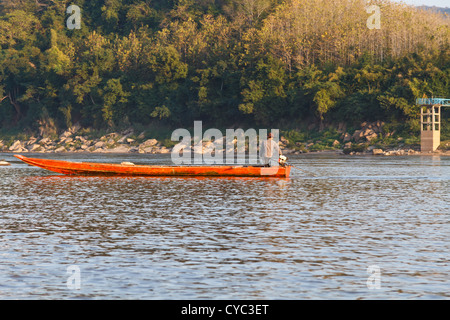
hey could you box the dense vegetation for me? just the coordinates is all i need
[0,0,449,141]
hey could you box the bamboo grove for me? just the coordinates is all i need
[0,0,449,135]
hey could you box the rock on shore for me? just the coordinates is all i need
[1,125,301,155]
[342,121,385,143]
[1,122,448,156]
[1,126,174,154]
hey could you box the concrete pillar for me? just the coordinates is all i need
[421,105,441,152]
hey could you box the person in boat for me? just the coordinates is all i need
[260,132,283,167]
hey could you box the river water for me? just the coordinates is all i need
[0,152,448,300]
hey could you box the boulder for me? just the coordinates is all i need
[59,129,73,140]
[28,144,42,152]
[280,136,289,144]
[342,133,352,142]
[101,133,120,141]
[105,138,116,145]
[141,139,158,148]
[9,140,22,152]
[39,138,51,145]
[60,132,71,140]
[75,136,88,145]
[365,132,378,142]
[55,146,66,153]
[372,123,384,133]
[93,141,105,149]
[384,150,405,156]
[26,137,38,146]
[117,135,129,143]
[375,121,385,131]
[362,128,372,136]
[352,130,363,141]
[16,147,29,153]
[92,148,107,153]
[372,149,384,155]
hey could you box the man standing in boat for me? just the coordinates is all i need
[260,132,283,167]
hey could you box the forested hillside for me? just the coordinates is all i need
[419,6,450,15]
[0,0,449,137]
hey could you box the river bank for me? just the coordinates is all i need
[1,122,449,156]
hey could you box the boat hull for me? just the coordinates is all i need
[14,155,290,178]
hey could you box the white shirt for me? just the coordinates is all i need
[260,138,281,165]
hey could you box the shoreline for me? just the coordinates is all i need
[1,123,449,157]
[1,149,449,157]
[2,141,449,157]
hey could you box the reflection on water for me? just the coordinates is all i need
[0,153,449,299]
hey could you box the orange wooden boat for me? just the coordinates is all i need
[15,155,291,178]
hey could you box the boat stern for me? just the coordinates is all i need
[285,165,291,178]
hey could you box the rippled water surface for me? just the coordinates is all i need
[0,152,448,299]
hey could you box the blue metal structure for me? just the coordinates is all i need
[416,98,450,106]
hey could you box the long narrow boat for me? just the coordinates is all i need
[15,155,291,178]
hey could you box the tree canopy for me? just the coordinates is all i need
[0,0,449,134]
